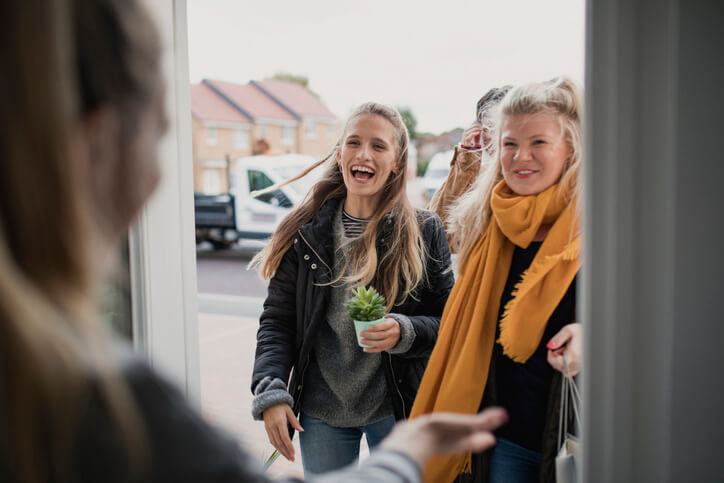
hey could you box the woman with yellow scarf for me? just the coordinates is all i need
[410,77,584,483]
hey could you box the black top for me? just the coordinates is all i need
[493,242,577,453]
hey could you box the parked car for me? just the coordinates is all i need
[422,149,454,202]
[195,153,321,249]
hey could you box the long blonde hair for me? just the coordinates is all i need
[448,76,584,272]
[250,102,427,309]
[0,0,162,481]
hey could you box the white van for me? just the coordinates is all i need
[195,153,322,248]
[231,153,322,239]
[422,149,454,202]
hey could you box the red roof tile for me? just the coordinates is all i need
[255,79,338,120]
[206,79,297,122]
[190,83,251,124]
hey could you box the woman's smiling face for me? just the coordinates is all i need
[337,113,399,208]
[499,112,571,196]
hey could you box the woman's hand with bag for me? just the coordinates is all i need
[262,403,303,461]
[547,322,583,377]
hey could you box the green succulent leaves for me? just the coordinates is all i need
[345,286,386,322]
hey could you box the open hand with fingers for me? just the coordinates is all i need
[380,408,508,467]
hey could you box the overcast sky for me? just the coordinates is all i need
[186,0,585,134]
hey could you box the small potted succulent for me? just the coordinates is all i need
[345,286,386,348]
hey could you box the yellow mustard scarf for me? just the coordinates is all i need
[409,180,581,483]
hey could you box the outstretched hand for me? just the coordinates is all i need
[380,408,508,467]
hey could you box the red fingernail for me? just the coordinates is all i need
[546,341,555,349]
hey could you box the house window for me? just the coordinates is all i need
[305,120,316,139]
[281,125,294,146]
[206,126,217,146]
[233,128,249,149]
[258,125,266,139]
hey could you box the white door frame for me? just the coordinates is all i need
[129,0,200,404]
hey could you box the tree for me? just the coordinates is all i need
[397,106,418,141]
[272,72,309,88]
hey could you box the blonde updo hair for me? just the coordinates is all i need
[447,76,583,272]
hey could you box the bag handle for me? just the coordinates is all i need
[557,354,582,449]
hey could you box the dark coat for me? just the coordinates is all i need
[251,197,454,426]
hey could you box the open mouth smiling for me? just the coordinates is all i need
[351,165,376,181]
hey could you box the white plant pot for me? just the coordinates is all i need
[353,317,385,348]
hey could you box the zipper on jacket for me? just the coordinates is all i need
[292,355,311,413]
[387,353,406,417]
[297,229,332,273]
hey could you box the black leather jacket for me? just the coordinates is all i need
[251,197,454,424]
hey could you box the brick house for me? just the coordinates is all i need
[190,78,341,194]
[250,79,341,157]
[190,82,253,194]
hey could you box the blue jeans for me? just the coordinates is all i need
[489,437,542,483]
[299,412,396,475]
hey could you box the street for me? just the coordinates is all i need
[196,245,267,318]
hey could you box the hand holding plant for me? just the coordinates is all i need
[345,287,400,351]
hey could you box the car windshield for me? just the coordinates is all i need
[271,165,323,198]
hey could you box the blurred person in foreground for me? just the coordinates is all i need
[411,78,584,483]
[427,86,510,250]
[0,0,509,482]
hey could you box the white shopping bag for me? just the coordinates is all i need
[555,355,581,483]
